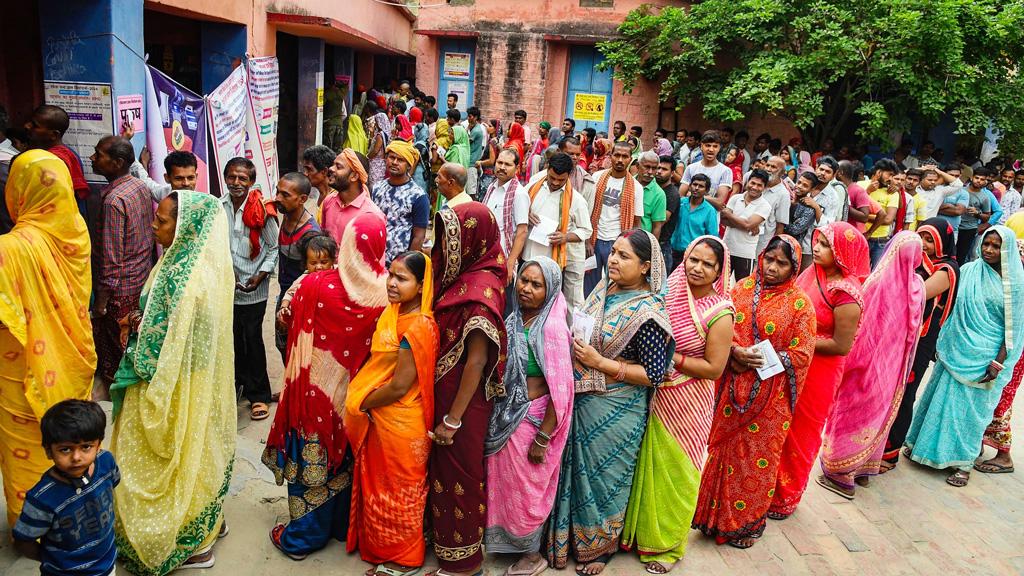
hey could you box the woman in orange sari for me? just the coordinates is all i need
[346,251,439,576]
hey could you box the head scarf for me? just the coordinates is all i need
[485,257,572,455]
[800,222,870,314]
[576,229,674,393]
[371,112,393,148]
[505,122,527,162]
[432,203,509,400]
[0,150,95,418]
[395,114,413,142]
[340,148,369,189]
[434,119,452,151]
[241,189,274,260]
[386,140,419,170]
[539,121,552,131]
[489,118,503,141]
[655,138,673,157]
[408,106,423,125]
[344,115,369,155]
[446,125,471,168]
[916,217,959,333]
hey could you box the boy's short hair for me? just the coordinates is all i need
[301,233,339,268]
[40,400,106,446]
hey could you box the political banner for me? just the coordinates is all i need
[207,65,249,192]
[144,65,210,192]
[245,56,280,197]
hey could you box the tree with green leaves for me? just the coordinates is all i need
[598,0,1024,156]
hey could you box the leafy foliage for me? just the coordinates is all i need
[598,0,1024,155]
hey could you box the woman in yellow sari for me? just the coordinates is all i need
[111,191,237,575]
[345,115,370,155]
[0,150,96,527]
[345,251,439,576]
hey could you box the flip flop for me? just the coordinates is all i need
[766,511,790,521]
[505,556,548,576]
[946,470,970,487]
[575,554,611,576]
[727,535,759,549]
[371,565,421,576]
[645,560,677,574]
[815,474,855,500]
[270,524,308,561]
[251,402,270,421]
[974,461,1014,474]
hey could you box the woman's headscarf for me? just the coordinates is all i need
[807,222,870,307]
[655,138,673,157]
[0,150,95,418]
[935,225,1024,390]
[408,106,423,125]
[432,203,509,400]
[505,122,527,163]
[394,114,413,142]
[446,124,471,168]
[371,111,392,148]
[344,115,369,155]
[916,217,959,333]
[485,257,572,455]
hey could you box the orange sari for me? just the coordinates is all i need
[344,257,439,567]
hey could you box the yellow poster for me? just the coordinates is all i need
[573,93,607,122]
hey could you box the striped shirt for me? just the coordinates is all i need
[99,174,155,301]
[222,194,280,305]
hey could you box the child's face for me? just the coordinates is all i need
[796,177,813,196]
[306,249,335,273]
[46,439,101,478]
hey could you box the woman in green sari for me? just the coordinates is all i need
[545,229,674,576]
[111,191,237,575]
[446,124,471,168]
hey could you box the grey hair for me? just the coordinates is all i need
[639,150,660,164]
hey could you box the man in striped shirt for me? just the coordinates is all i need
[221,157,279,421]
[90,135,155,392]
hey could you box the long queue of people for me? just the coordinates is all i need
[2,93,1024,576]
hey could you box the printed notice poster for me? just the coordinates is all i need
[443,52,471,78]
[447,81,469,110]
[207,65,249,192]
[144,65,210,192]
[572,93,607,122]
[245,56,280,197]
[116,94,144,133]
[43,81,114,182]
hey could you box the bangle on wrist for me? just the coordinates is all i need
[533,437,550,449]
[675,355,686,373]
[442,415,462,430]
[536,430,552,442]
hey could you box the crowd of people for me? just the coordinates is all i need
[1,84,1023,576]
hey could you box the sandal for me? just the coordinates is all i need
[645,560,677,574]
[727,536,759,549]
[178,549,215,569]
[877,460,897,474]
[815,474,855,500]
[505,555,548,576]
[270,524,308,561]
[575,554,611,576]
[946,470,970,487]
[370,564,421,576]
[251,402,270,421]
[854,476,870,487]
[974,460,1014,474]
[218,521,229,539]
[766,511,790,521]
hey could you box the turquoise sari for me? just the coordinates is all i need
[905,225,1024,470]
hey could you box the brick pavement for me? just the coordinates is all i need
[2,282,1021,575]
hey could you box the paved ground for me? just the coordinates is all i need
[3,282,1022,575]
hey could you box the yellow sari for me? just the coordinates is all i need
[344,256,439,568]
[0,150,95,526]
[345,115,369,155]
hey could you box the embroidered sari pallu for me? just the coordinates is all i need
[263,213,388,556]
[111,192,236,576]
[622,236,734,565]
[692,236,815,544]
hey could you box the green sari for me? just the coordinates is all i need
[111,191,237,575]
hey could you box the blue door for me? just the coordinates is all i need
[565,45,613,134]
[438,40,475,118]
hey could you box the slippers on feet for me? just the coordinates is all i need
[816,474,855,500]
[251,402,270,421]
[270,524,308,561]
[946,470,970,487]
[575,554,611,576]
[974,461,1014,474]
[644,560,677,574]
[505,556,547,576]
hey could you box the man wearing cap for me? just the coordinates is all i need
[371,140,430,265]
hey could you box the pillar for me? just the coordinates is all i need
[296,37,325,163]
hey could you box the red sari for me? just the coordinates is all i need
[428,202,508,573]
[692,235,816,543]
[770,223,868,516]
[505,123,528,183]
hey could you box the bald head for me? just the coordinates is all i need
[437,162,468,200]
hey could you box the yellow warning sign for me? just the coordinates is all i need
[573,93,607,122]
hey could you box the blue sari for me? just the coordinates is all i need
[545,231,673,568]
[905,225,1024,470]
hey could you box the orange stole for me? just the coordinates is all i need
[344,307,439,566]
[527,176,573,267]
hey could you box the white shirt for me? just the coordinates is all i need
[484,178,531,254]
[724,194,772,259]
[593,170,645,241]
[0,139,17,164]
[918,186,944,220]
[755,182,792,255]
[999,188,1022,224]
[523,173,593,264]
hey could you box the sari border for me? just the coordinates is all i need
[436,315,504,399]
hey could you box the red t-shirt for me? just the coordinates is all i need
[48,144,91,200]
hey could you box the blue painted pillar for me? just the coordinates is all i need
[38,0,146,165]
[201,21,247,94]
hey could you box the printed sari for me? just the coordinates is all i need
[484,257,574,554]
[344,257,439,568]
[111,192,235,575]
[885,219,960,463]
[770,222,868,516]
[906,226,1024,470]
[263,211,388,555]
[429,202,508,573]
[621,236,734,564]
[820,232,925,488]
[692,235,815,544]
[546,230,674,568]
[0,151,95,526]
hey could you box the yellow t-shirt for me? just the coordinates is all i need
[867,188,900,239]
[909,193,928,230]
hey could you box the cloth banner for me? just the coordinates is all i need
[144,65,210,192]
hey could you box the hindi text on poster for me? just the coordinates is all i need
[572,93,607,122]
[443,52,471,78]
[43,81,113,183]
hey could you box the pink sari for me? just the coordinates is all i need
[821,231,925,489]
